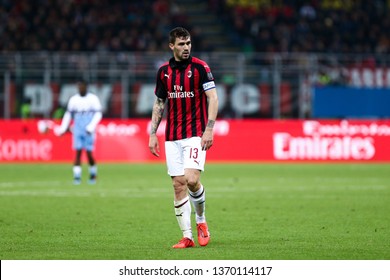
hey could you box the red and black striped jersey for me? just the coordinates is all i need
[154,56,216,141]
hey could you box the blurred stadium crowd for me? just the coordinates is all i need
[220,0,390,54]
[0,0,188,52]
[1,0,389,53]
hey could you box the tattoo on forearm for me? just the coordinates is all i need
[150,98,165,135]
[206,120,215,129]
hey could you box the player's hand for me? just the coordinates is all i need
[86,125,94,134]
[201,128,214,151]
[54,126,64,136]
[149,134,160,157]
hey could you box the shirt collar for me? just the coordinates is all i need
[169,56,192,70]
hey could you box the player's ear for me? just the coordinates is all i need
[169,43,174,51]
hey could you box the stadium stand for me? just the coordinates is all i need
[221,0,390,54]
[1,0,389,53]
[0,0,191,52]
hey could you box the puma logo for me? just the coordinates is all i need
[194,160,199,165]
[164,74,170,79]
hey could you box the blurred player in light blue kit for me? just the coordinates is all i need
[55,79,102,184]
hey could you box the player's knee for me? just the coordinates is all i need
[172,178,186,190]
[172,180,187,199]
[186,177,199,191]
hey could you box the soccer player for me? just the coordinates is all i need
[149,27,219,248]
[55,79,102,185]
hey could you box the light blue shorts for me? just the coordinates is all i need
[73,132,95,151]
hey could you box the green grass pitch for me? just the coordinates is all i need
[0,163,389,260]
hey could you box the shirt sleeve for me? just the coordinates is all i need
[86,111,102,133]
[58,98,73,134]
[154,67,167,99]
[93,95,102,112]
[86,95,102,133]
[66,96,74,113]
[199,63,216,92]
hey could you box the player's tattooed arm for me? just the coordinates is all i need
[204,88,218,133]
[150,98,165,135]
[206,119,215,129]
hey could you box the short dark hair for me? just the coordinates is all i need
[169,27,190,44]
[77,78,88,85]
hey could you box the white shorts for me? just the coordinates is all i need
[165,137,206,176]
